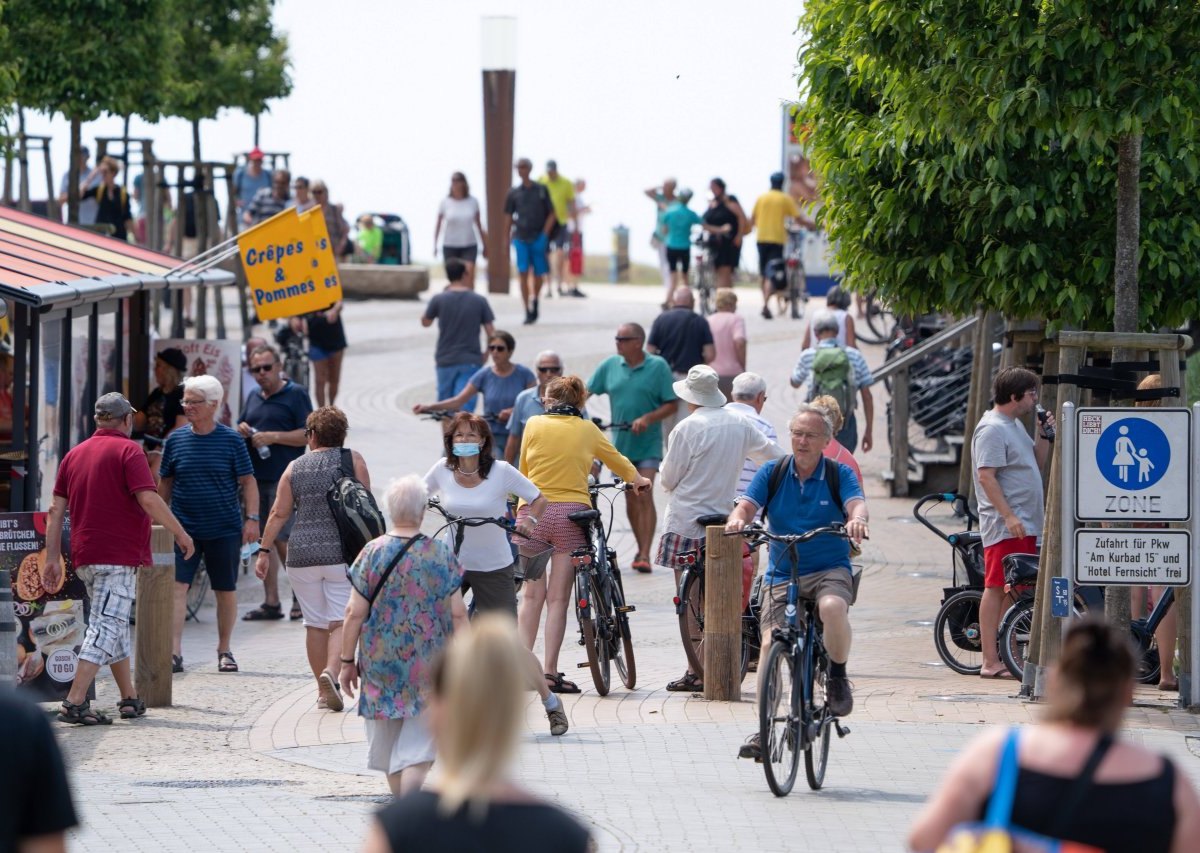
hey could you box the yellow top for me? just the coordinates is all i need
[539,175,575,225]
[751,189,801,245]
[519,415,638,504]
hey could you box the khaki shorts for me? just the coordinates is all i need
[759,568,855,639]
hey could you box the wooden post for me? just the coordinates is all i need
[702,525,743,701]
[135,526,176,707]
[958,311,998,500]
[890,365,910,497]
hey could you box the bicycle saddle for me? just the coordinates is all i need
[567,509,601,525]
[1002,552,1040,585]
[695,513,728,527]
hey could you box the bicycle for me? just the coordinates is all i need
[726,523,853,795]
[782,225,808,320]
[568,478,637,695]
[855,289,898,345]
[272,322,310,389]
[589,418,632,433]
[426,497,536,617]
[672,514,762,683]
[690,236,715,316]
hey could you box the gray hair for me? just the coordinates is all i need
[731,372,766,401]
[535,349,563,367]
[789,403,834,438]
[183,374,224,406]
[812,311,839,336]
[385,475,428,526]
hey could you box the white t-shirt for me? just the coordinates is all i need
[423,459,540,572]
[438,196,480,248]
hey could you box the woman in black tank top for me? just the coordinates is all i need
[908,619,1200,852]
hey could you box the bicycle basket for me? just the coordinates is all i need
[518,549,551,583]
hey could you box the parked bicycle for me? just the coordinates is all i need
[568,478,637,695]
[690,235,715,316]
[856,289,898,345]
[726,523,853,796]
[272,321,310,389]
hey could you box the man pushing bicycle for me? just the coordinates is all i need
[725,404,869,761]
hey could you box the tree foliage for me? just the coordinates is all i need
[797,0,1200,330]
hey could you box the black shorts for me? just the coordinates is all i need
[757,242,785,276]
[666,247,690,273]
[713,240,741,270]
[548,223,571,249]
[175,534,242,592]
[443,245,478,263]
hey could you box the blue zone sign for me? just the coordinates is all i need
[1075,408,1191,522]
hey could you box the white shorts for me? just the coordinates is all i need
[364,714,436,775]
[286,563,350,629]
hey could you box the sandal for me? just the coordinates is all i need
[544,672,581,694]
[243,603,284,621]
[666,672,703,692]
[172,654,183,673]
[117,697,147,719]
[57,700,113,726]
[218,651,239,673]
[289,598,303,621]
[631,559,652,574]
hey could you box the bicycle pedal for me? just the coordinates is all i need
[834,721,851,739]
[577,662,590,669]
[616,605,636,613]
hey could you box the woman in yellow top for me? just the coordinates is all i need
[516,375,651,694]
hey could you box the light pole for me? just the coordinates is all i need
[481,16,516,295]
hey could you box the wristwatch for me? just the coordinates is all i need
[246,514,261,522]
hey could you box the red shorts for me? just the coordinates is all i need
[983,536,1038,588]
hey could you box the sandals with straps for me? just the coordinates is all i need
[57,700,113,726]
[544,672,580,694]
[218,651,239,673]
[117,697,147,719]
[666,672,703,692]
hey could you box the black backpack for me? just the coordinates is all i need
[326,449,386,565]
[763,456,846,527]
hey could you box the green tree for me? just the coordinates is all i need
[5,0,170,222]
[796,0,1200,332]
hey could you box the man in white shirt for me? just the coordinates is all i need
[725,372,777,508]
[657,365,785,691]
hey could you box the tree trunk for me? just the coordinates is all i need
[67,116,82,225]
[253,115,260,148]
[16,106,30,212]
[1106,132,1142,633]
[122,115,131,190]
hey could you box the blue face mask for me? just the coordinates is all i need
[452,442,481,457]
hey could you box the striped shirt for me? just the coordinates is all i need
[727,402,779,519]
[245,187,291,224]
[160,424,253,539]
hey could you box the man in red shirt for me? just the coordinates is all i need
[43,393,194,726]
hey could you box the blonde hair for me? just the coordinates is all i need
[1135,374,1162,409]
[715,288,737,311]
[810,394,845,433]
[432,614,527,816]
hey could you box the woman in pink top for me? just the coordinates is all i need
[706,288,747,400]
[811,395,862,486]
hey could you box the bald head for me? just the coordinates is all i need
[671,286,694,308]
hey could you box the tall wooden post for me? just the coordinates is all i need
[890,365,910,497]
[135,526,177,707]
[702,525,744,701]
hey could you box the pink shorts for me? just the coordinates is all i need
[516,502,589,557]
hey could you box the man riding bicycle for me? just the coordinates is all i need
[725,404,868,761]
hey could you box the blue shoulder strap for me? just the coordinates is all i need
[984,728,1020,828]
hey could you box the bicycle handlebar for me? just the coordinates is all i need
[724,523,850,545]
[589,417,632,431]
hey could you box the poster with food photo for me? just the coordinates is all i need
[153,339,241,427]
[1,511,92,702]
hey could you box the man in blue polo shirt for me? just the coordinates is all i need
[238,345,312,621]
[725,403,869,760]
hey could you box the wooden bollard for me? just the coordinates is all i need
[135,526,176,707]
[702,525,743,701]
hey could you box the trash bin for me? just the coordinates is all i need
[609,225,629,283]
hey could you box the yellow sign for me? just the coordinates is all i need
[237,207,343,321]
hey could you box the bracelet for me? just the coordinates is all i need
[851,517,868,523]
[339,657,355,665]
[246,514,261,522]
[527,516,539,526]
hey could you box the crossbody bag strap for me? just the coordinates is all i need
[1046,734,1114,837]
[984,728,1022,828]
[366,534,424,612]
[824,457,846,521]
[339,447,354,478]
[763,456,790,528]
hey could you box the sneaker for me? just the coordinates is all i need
[318,671,344,712]
[523,311,534,326]
[547,707,569,736]
[567,288,587,298]
[171,654,183,674]
[827,675,853,717]
[531,299,540,321]
[737,733,761,761]
[761,306,773,320]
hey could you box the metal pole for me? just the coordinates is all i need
[1060,402,1076,641]
[1190,402,1199,709]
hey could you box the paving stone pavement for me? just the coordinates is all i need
[50,282,1199,852]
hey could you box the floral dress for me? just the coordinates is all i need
[348,535,462,720]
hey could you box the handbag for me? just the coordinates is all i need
[937,728,1109,853]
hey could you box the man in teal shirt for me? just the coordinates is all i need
[661,189,703,289]
[588,323,677,573]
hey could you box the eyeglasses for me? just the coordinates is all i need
[1024,389,1039,398]
[249,364,276,374]
[488,345,509,352]
[313,189,327,195]
[304,428,313,438]
[790,431,824,441]
[182,398,207,407]
[537,365,563,374]
[614,336,639,342]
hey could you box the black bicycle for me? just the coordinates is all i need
[426,497,534,616]
[568,478,637,695]
[727,523,852,795]
[590,418,632,432]
[690,235,715,316]
[272,322,310,388]
[673,514,762,683]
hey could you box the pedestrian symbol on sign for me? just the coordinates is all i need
[1096,418,1169,490]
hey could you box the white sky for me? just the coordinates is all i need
[23,0,804,265]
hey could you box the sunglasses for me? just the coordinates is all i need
[488,345,509,352]
[249,364,277,374]
[313,189,327,195]
[614,336,639,342]
[537,366,563,373]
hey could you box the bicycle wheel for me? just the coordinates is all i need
[676,567,706,679]
[933,589,984,675]
[577,571,611,696]
[999,598,1034,680]
[740,612,759,682]
[698,277,713,316]
[858,292,897,345]
[186,565,210,621]
[759,640,800,797]
[788,265,806,320]
[609,566,637,690]
[1131,620,1161,685]
[804,645,832,790]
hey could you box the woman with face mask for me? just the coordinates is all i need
[422,413,567,737]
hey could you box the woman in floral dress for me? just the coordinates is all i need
[338,474,466,795]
